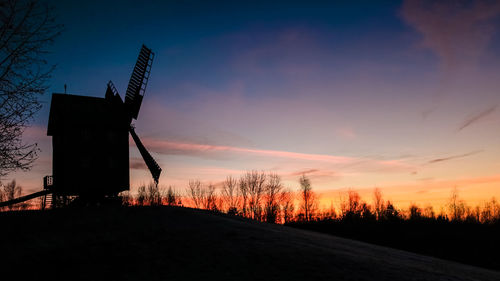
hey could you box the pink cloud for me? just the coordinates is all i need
[141,138,353,164]
[130,157,148,170]
[289,168,320,176]
[286,168,342,184]
[196,167,248,177]
[138,138,415,175]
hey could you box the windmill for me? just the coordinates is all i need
[108,45,162,185]
[0,45,162,208]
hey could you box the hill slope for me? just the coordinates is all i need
[1,207,498,281]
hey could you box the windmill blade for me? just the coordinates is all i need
[105,80,123,103]
[124,45,154,121]
[130,126,162,184]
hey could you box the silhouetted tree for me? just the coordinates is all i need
[120,190,132,206]
[0,0,62,177]
[221,176,239,214]
[373,188,385,220]
[422,204,435,219]
[264,173,283,223]
[203,184,218,211]
[408,203,422,220]
[238,176,249,217]
[136,185,146,206]
[324,201,337,220]
[0,185,4,208]
[2,179,21,210]
[360,202,375,220]
[340,190,365,220]
[146,182,161,206]
[347,190,361,217]
[165,186,178,206]
[280,188,295,223]
[480,197,500,223]
[244,171,266,220]
[461,205,476,222]
[383,200,400,220]
[448,187,466,221]
[299,175,316,221]
[472,205,481,222]
[187,179,204,209]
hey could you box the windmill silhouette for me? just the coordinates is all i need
[41,45,161,206]
[0,45,163,209]
[112,45,162,184]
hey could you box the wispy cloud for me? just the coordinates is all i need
[457,105,496,131]
[402,0,500,70]
[427,150,482,164]
[137,138,416,177]
[141,138,353,164]
[287,168,341,183]
[130,157,148,170]
[289,169,320,176]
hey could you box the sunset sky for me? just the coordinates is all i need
[11,0,500,210]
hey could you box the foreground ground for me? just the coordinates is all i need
[288,218,500,271]
[1,206,499,281]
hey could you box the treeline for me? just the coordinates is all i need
[3,170,500,226]
[287,188,500,271]
[120,171,302,224]
[310,187,500,224]
[120,184,182,207]
[183,172,302,223]
[121,171,500,225]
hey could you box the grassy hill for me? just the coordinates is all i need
[1,206,498,281]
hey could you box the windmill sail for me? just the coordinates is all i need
[105,80,123,103]
[124,45,154,121]
[130,126,162,184]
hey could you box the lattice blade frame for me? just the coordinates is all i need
[130,126,162,184]
[124,45,154,121]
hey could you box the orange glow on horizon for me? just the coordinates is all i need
[316,174,500,212]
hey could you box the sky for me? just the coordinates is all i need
[9,0,500,210]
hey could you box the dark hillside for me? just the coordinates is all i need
[287,218,500,271]
[1,207,498,281]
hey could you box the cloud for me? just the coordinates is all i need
[289,169,320,176]
[457,105,497,131]
[135,137,416,177]
[401,0,500,70]
[130,157,148,170]
[287,168,341,183]
[197,167,247,176]
[427,150,483,164]
[140,138,354,164]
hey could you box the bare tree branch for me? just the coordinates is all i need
[0,0,62,178]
